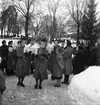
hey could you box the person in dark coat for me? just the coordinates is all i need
[16,39,29,87]
[0,40,8,74]
[62,40,73,84]
[48,40,60,74]
[0,57,6,105]
[95,38,100,66]
[72,46,85,75]
[34,39,49,89]
[7,41,15,75]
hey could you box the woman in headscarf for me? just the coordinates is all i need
[51,46,64,87]
[34,38,49,89]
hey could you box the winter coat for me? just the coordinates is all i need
[0,45,8,69]
[34,48,48,80]
[50,46,64,79]
[16,46,30,77]
[95,44,100,66]
[0,70,6,105]
[73,51,85,75]
[63,46,73,75]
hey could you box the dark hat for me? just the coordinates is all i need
[2,40,6,44]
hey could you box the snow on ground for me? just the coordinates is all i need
[2,75,77,105]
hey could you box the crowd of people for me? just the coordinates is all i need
[0,38,100,91]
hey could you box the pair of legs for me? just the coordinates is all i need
[35,78,42,89]
[62,75,69,84]
[17,77,25,87]
[54,79,61,87]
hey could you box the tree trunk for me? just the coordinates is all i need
[77,23,80,46]
[25,17,29,39]
[1,28,3,38]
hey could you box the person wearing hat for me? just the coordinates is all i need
[51,46,64,87]
[34,38,49,89]
[16,39,30,87]
[0,40,8,74]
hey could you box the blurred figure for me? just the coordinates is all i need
[62,40,73,84]
[34,39,49,89]
[7,41,15,76]
[51,47,64,87]
[95,38,100,65]
[0,40,8,74]
[48,40,60,75]
[16,39,30,87]
[0,56,6,105]
[72,46,85,75]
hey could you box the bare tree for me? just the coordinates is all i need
[12,0,38,39]
[0,0,10,37]
[44,0,61,39]
[65,0,87,45]
[29,11,44,36]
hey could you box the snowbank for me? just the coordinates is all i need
[68,66,100,105]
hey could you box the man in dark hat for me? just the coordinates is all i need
[0,40,8,74]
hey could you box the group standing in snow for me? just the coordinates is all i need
[0,38,100,90]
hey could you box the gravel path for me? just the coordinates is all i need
[2,75,76,105]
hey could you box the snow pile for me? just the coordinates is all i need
[68,66,100,105]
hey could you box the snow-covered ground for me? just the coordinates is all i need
[68,66,100,105]
[2,75,77,105]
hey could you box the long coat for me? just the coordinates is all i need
[63,46,73,75]
[73,51,85,75]
[95,44,100,65]
[34,48,48,81]
[16,46,29,78]
[7,47,15,70]
[0,45,8,69]
[49,46,63,79]
[0,70,6,105]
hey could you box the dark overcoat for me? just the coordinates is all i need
[7,47,15,70]
[95,44,100,65]
[34,48,48,81]
[0,70,6,105]
[0,45,8,69]
[16,46,29,77]
[73,51,85,75]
